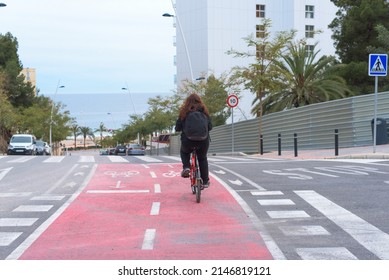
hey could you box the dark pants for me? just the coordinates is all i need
[180,138,210,183]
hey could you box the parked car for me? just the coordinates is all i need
[127,143,145,155]
[114,145,127,155]
[7,134,37,155]
[35,140,46,155]
[44,142,51,155]
[100,149,109,155]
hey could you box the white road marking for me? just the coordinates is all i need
[154,184,161,193]
[78,156,95,162]
[142,229,156,250]
[8,157,35,163]
[108,156,128,162]
[0,218,38,227]
[86,190,149,194]
[150,171,157,178]
[251,191,284,196]
[257,199,295,206]
[0,167,13,181]
[295,190,389,259]
[267,210,310,219]
[135,156,162,162]
[0,192,31,198]
[150,202,160,216]
[43,156,65,163]
[13,205,53,212]
[30,196,65,201]
[296,247,357,260]
[279,225,330,236]
[0,232,23,246]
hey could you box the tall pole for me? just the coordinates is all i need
[373,76,378,153]
[49,81,64,149]
[164,0,194,81]
[122,83,136,115]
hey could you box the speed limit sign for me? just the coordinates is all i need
[226,94,239,108]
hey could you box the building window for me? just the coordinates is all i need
[256,45,265,59]
[305,45,314,55]
[256,4,265,18]
[305,5,314,19]
[256,24,265,38]
[305,25,315,38]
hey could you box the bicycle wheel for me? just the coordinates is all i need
[195,178,201,203]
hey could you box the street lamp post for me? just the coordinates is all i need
[163,2,194,81]
[121,84,136,115]
[49,81,65,150]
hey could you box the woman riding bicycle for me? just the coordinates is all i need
[175,93,212,188]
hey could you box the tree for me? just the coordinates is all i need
[175,74,232,126]
[95,122,106,146]
[264,42,351,112]
[0,32,35,107]
[79,126,94,148]
[329,0,389,94]
[227,18,296,118]
[70,123,80,149]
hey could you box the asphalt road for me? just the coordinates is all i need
[1,153,388,260]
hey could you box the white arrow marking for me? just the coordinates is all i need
[214,170,226,175]
[0,167,13,181]
[63,182,77,188]
[229,179,243,186]
[74,172,84,176]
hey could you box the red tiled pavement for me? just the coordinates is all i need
[19,163,273,260]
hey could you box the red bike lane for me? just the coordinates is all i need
[19,163,273,260]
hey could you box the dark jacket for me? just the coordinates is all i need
[175,110,212,141]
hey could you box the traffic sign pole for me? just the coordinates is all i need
[369,54,388,153]
[227,94,239,153]
[373,76,378,153]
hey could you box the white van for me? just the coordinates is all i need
[7,134,37,155]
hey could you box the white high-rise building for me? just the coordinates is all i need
[170,0,338,120]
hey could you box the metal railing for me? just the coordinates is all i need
[169,91,389,155]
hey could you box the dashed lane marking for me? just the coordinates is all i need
[142,229,156,250]
[150,202,160,216]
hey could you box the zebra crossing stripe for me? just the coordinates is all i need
[295,190,389,260]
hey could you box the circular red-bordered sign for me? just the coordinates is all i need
[226,94,239,108]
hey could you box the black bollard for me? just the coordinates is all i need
[278,133,281,156]
[260,134,264,155]
[294,133,298,157]
[335,129,339,156]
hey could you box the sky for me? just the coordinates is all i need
[0,0,177,129]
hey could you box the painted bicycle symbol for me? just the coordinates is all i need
[162,170,181,177]
[104,170,140,178]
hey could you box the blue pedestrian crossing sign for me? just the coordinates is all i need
[369,54,387,76]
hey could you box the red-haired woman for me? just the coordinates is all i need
[175,93,212,188]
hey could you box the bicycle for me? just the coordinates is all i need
[189,148,202,203]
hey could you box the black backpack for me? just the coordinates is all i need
[183,111,209,141]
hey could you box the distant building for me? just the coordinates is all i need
[21,67,37,96]
[171,0,337,120]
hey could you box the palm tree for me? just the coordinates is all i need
[95,122,106,147]
[70,123,80,149]
[79,126,94,149]
[264,42,351,113]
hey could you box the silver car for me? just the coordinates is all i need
[127,143,145,155]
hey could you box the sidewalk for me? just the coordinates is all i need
[253,143,389,160]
